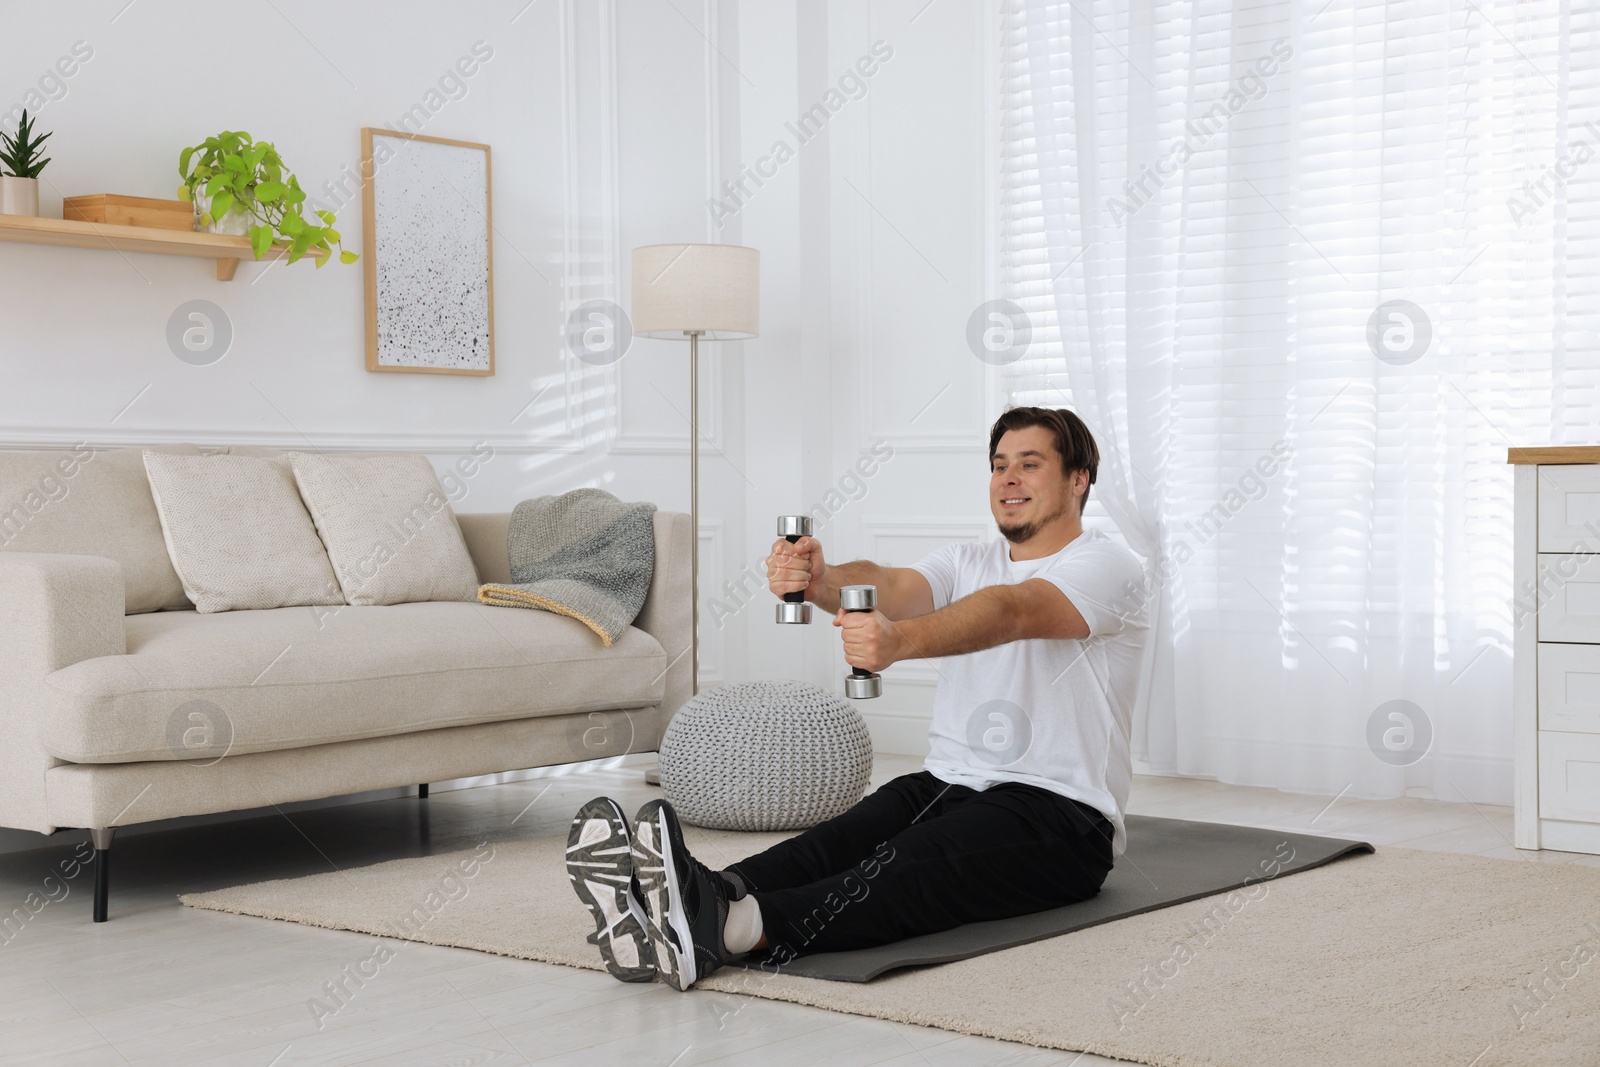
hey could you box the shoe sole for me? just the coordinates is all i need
[564,797,655,983]
[632,800,698,991]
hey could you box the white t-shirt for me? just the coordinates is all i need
[910,528,1149,855]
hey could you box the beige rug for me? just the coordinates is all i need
[180,827,1600,1066]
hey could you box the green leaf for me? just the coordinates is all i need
[222,154,244,173]
[179,146,195,178]
[255,180,286,202]
[205,174,227,198]
[244,143,267,171]
[315,210,335,225]
[176,185,192,202]
[250,225,273,260]
[281,211,304,237]
[209,191,234,222]
[339,250,360,265]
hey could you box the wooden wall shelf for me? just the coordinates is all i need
[0,214,324,280]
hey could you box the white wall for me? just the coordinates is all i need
[744,0,1000,752]
[0,1,1001,849]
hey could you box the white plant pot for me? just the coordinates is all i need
[191,190,251,236]
[0,176,39,217]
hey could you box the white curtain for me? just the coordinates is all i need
[999,0,1599,805]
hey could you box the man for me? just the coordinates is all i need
[565,405,1149,990]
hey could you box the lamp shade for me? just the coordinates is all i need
[631,244,759,340]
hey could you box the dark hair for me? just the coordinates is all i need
[987,406,1099,513]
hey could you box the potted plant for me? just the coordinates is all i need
[177,131,357,266]
[0,110,51,217]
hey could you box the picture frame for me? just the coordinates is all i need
[360,128,495,376]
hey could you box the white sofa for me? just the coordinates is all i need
[0,445,693,921]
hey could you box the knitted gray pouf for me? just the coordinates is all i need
[658,679,874,831]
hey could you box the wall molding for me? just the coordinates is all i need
[697,517,723,681]
[864,517,993,545]
[868,432,985,454]
[610,344,727,455]
[608,0,726,457]
[859,707,932,757]
[0,426,585,455]
[865,517,991,684]
[854,0,994,454]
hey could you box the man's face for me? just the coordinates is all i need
[989,425,1082,544]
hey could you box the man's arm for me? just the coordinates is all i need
[767,534,936,621]
[813,561,935,621]
[838,578,1090,671]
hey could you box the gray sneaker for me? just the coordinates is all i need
[564,796,656,983]
[631,799,737,991]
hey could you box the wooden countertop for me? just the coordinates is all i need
[1507,447,1600,465]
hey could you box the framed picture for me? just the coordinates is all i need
[360,128,494,376]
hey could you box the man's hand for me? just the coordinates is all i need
[767,535,828,603]
[833,607,904,673]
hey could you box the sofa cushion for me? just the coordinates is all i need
[143,451,343,613]
[41,600,668,763]
[0,445,200,614]
[288,452,481,606]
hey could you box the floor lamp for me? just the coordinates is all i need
[630,243,760,701]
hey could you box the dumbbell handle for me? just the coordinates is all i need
[842,584,877,675]
[784,532,805,605]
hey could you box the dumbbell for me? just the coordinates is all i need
[775,515,813,624]
[840,584,882,700]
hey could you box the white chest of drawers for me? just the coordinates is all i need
[1512,447,1600,854]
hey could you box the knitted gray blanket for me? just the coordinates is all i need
[477,489,657,646]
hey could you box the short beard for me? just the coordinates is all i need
[997,496,1071,544]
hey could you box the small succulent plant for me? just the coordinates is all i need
[0,110,52,179]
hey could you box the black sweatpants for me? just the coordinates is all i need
[725,771,1114,960]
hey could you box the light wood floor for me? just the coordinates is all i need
[2,754,1593,1066]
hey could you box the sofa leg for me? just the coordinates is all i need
[91,827,115,923]
[418,784,429,799]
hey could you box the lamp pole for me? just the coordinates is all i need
[629,242,759,704]
[687,328,702,697]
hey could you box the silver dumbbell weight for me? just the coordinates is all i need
[775,515,813,624]
[840,584,882,700]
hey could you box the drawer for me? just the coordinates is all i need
[1537,643,1600,732]
[1538,464,1600,552]
[1536,553,1600,642]
[1538,731,1600,823]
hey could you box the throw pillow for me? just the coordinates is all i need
[0,444,203,614]
[287,452,480,606]
[142,452,343,614]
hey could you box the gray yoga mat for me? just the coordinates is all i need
[751,814,1374,983]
